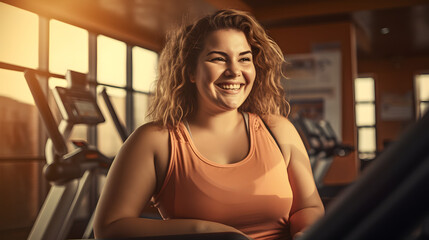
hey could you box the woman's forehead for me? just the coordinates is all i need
[201,29,251,53]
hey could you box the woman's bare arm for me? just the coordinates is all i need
[263,115,325,239]
[93,123,248,239]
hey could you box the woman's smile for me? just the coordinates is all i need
[216,82,245,92]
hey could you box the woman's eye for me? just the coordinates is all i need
[210,57,226,62]
[240,57,251,62]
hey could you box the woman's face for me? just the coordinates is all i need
[191,29,256,113]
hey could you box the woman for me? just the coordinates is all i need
[94,9,324,240]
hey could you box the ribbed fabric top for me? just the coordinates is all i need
[153,113,293,240]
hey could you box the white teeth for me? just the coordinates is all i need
[218,84,241,90]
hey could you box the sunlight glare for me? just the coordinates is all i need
[0,3,38,68]
[49,19,88,75]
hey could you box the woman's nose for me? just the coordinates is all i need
[224,63,241,77]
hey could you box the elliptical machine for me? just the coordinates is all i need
[291,114,354,206]
[25,70,121,240]
[292,115,353,187]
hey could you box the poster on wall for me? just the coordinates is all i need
[282,49,342,140]
[380,92,413,121]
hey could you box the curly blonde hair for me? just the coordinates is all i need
[148,9,289,128]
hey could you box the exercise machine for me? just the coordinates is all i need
[25,70,124,240]
[291,115,353,187]
[300,110,429,240]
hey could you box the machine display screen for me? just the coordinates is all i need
[74,99,100,118]
[53,87,105,124]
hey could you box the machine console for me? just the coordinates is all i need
[53,86,105,125]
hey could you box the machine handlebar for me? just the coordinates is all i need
[24,70,69,157]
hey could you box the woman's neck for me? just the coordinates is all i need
[187,109,243,133]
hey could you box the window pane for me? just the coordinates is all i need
[49,20,88,75]
[0,69,34,105]
[417,74,429,101]
[355,103,375,126]
[0,69,39,157]
[97,35,126,87]
[358,127,376,152]
[0,3,38,68]
[133,92,151,130]
[133,47,158,92]
[97,86,126,157]
[355,77,375,102]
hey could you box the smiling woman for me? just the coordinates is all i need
[191,29,256,112]
[93,9,324,240]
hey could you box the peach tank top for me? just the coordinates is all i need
[153,113,293,240]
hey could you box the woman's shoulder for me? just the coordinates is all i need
[258,114,294,129]
[258,114,301,145]
[126,121,170,150]
[132,121,168,136]
[134,121,169,135]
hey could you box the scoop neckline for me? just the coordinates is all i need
[180,113,255,168]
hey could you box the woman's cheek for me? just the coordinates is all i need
[243,66,256,83]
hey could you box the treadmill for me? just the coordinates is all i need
[25,70,125,240]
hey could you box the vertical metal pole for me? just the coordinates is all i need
[126,45,134,131]
[37,15,50,209]
[88,33,98,218]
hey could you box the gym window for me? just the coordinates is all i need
[0,3,38,68]
[0,3,40,158]
[0,2,159,159]
[415,73,429,118]
[133,46,158,93]
[354,77,377,161]
[97,35,127,87]
[49,19,89,74]
[132,46,158,129]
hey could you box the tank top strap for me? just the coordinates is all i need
[169,123,191,143]
[242,112,249,135]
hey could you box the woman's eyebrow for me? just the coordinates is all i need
[206,50,252,56]
[239,50,252,56]
[206,51,227,56]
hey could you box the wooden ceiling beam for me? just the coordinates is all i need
[252,0,429,24]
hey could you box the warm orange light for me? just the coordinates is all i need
[0,2,38,68]
[49,19,89,75]
[97,35,127,87]
[0,68,35,105]
[132,46,158,93]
